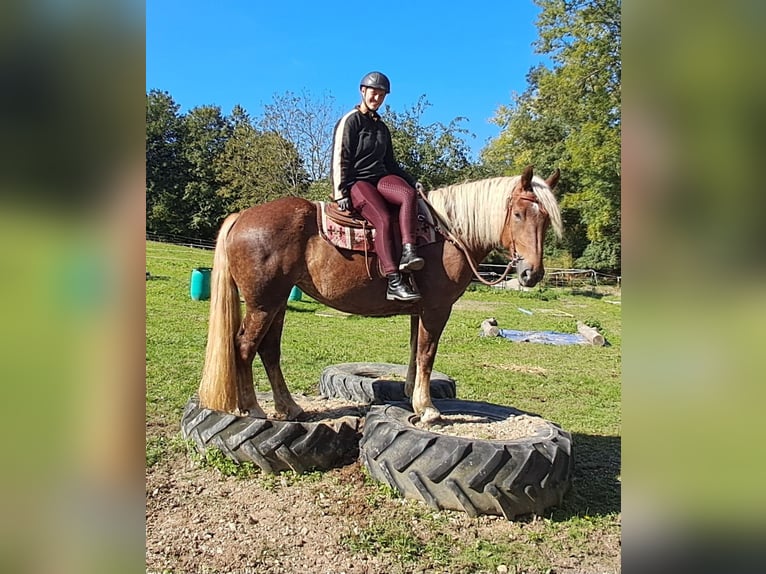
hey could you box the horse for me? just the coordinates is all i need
[198,165,563,424]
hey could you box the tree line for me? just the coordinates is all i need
[146,0,620,272]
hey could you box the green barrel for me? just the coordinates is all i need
[288,285,302,301]
[190,267,212,301]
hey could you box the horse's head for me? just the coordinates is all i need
[501,165,562,287]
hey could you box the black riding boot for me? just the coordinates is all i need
[399,243,425,272]
[386,272,421,302]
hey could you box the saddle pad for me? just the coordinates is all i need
[317,199,438,253]
[318,202,376,252]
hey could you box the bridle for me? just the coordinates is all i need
[418,186,546,287]
[504,190,545,263]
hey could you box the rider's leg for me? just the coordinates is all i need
[377,175,424,272]
[350,181,420,301]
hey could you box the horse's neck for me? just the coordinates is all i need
[426,189,500,256]
[469,245,493,262]
[460,243,493,273]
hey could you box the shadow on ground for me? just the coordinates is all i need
[550,432,621,520]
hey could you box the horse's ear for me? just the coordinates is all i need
[521,165,534,189]
[545,168,560,190]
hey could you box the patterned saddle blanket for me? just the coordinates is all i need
[316,198,438,253]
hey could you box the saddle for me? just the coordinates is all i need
[317,199,439,254]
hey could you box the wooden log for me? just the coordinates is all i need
[480,318,500,337]
[577,321,605,346]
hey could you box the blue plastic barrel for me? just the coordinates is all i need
[190,267,212,301]
[288,285,302,302]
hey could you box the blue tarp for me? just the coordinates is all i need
[498,329,588,346]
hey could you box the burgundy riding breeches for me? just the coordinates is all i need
[349,174,418,275]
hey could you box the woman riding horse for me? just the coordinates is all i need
[198,166,562,424]
[331,71,424,302]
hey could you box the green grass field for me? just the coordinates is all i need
[147,241,620,431]
[146,239,621,571]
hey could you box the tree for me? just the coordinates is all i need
[260,90,341,185]
[146,90,191,236]
[146,88,486,240]
[482,0,621,272]
[180,105,231,240]
[384,96,475,189]
[217,106,309,210]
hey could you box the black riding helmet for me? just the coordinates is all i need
[360,71,390,94]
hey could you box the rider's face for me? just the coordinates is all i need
[361,87,387,111]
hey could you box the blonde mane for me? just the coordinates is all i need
[427,176,563,250]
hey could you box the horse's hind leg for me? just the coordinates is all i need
[233,309,270,418]
[258,304,304,421]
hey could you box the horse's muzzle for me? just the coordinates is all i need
[517,260,544,287]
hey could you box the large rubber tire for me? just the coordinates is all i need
[319,362,456,404]
[359,399,573,519]
[181,396,362,474]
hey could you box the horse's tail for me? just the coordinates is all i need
[198,212,243,413]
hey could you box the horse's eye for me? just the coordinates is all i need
[514,212,522,220]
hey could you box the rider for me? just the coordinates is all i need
[331,71,425,302]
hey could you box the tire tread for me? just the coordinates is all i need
[181,396,361,474]
[359,399,573,519]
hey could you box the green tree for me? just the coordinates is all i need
[217,106,308,210]
[384,96,475,189]
[180,105,231,240]
[146,90,190,236]
[482,0,621,272]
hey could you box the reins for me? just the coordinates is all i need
[417,188,539,287]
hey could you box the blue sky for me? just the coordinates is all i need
[146,1,548,159]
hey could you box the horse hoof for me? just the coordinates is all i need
[276,405,305,421]
[237,405,267,418]
[419,406,442,426]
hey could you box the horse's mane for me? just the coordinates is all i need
[427,176,563,249]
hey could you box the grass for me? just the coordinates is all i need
[146,240,621,572]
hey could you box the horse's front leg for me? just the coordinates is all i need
[405,314,419,398]
[412,308,452,425]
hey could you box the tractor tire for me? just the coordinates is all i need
[359,399,573,519]
[319,362,456,404]
[181,396,362,474]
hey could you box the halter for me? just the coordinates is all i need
[418,186,545,287]
[504,191,545,266]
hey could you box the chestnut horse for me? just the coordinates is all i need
[198,165,562,424]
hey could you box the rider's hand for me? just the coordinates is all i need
[337,196,352,212]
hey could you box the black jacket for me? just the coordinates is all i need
[330,106,416,200]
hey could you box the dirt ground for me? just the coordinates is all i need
[146,396,621,574]
[147,436,393,574]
